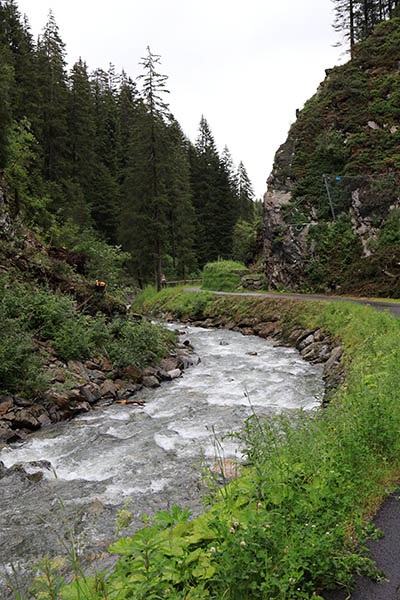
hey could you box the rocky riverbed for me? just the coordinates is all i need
[0,338,199,446]
[0,322,325,597]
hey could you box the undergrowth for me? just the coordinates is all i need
[0,276,175,396]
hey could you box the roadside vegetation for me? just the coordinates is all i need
[201,260,246,292]
[22,289,400,599]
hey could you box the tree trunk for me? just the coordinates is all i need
[350,0,355,56]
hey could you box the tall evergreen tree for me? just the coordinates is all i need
[36,10,69,181]
[332,0,400,50]
[137,46,170,289]
[119,47,172,289]
[64,58,96,226]
[190,116,221,265]
[236,161,255,223]
[190,118,239,264]
[89,66,120,242]
[165,120,196,278]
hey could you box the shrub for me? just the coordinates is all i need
[52,315,94,362]
[0,318,46,395]
[202,260,246,292]
[107,318,176,369]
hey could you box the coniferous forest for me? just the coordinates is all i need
[0,0,259,289]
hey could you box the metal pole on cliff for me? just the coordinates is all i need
[323,174,336,221]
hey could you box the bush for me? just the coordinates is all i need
[52,315,95,362]
[106,318,175,369]
[202,260,246,292]
[0,318,46,395]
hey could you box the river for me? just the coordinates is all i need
[0,323,324,595]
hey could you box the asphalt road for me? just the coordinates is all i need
[186,286,400,598]
[185,287,400,318]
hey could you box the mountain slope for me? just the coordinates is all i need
[264,17,400,297]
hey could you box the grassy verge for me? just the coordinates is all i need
[26,289,400,599]
[201,260,246,292]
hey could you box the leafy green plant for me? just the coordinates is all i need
[106,318,175,369]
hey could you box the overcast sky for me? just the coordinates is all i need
[16,0,346,199]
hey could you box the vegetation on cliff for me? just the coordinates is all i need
[266,14,400,296]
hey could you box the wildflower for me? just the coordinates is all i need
[210,547,216,553]
[311,524,316,528]
[284,546,289,553]
[326,531,330,535]
[233,521,239,528]
[230,527,235,534]
[257,502,262,508]
[289,577,296,584]
[240,540,247,547]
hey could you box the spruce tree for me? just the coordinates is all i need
[64,58,96,226]
[236,161,255,223]
[89,67,120,242]
[36,10,69,181]
[165,120,196,278]
[127,46,171,290]
[190,116,221,265]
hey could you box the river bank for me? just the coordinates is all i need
[0,336,199,448]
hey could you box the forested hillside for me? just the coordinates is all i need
[0,0,258,289]
[263,1,400,297]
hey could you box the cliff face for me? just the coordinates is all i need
[264,17,400,297]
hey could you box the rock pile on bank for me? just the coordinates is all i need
[0,341,200,446]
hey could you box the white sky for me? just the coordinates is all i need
[16,0,346,199]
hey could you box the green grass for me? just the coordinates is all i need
[24,290,400,599]
[201,260,246,292]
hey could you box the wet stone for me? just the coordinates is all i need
[142,375,160,388]
[168,369,182,380]
[14,396,34,408]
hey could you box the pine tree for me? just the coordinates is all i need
[236,161,255,223]
[190,116,221,265]
[64,58,96,226]
[332,0,356,53]
[135,46,171,290]
[165,120,196,278]
[89,66,120,242]
[189,118,240,264]
[36,10,69,181]
[0,0,38,168]
[332,0,400,51]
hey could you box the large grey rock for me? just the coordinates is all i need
[10,409,40,431]
[324,346,344,372]
[168,369,182,380]
[142,375,160,388]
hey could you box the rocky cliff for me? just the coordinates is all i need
[264,17,400,297]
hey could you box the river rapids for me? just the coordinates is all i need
[0,323,324,594]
